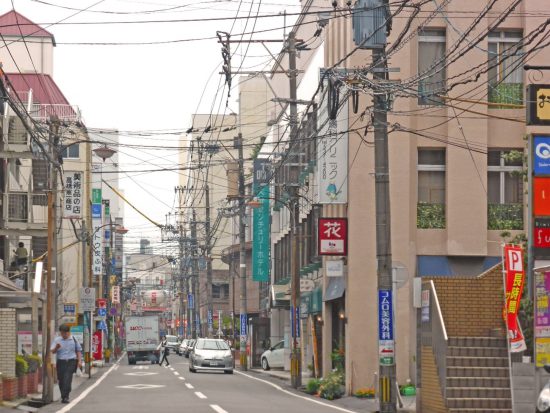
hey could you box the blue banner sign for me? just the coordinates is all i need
[534,135,550,175]
[188,294,194,309]
[240,313,247,336]
[378,290,394,340]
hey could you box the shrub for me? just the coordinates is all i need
[24,353,41,373]
[319,370,344,400]
[331,348,345,372]
[305,378,321,395]
[355,387,375,398]
[15,355,29,377]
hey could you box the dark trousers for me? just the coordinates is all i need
[56,359,76,400]
[159,351,169,366]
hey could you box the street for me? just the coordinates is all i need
[37,356,358,413]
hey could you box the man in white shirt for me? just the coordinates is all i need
[50,324,82,403]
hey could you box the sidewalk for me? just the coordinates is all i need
[248,367,416,413]
[0,367,101,411]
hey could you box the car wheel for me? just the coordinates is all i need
[261,357,270,371]
[189,365,196,373]
[224,370,233,374]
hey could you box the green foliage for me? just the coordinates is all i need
[331,348,345,372]
[488,82,523,106]
[305,378,322,395]
[250,136,267,160]
[488,203,523,230]
[24,353,41,373]
[318,370,345,400]
[354,387,375,398]
[519,298,534,358]
[417,202,445,229]
[15,355,28,377]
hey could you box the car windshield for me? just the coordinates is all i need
[166,335,178,343]
[195,339,229,350]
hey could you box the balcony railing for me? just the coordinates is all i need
[417,202,446,229]
[488,203,523,230]
[4,192,48,227]
[488,83,523,106]
[29,103,81,121]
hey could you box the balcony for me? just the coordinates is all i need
[417,202,446,229]
[488,83,523,107]
[1,192,48,235]
[28,103,81,122]
[488,203,523,230]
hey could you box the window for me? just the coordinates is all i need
[488,31,523,105]
[212,283,229,299]
[418,29,446,105]
[417,149,446,228]
[487,149,523,229]
[62,144,79,159]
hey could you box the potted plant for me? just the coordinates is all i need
[318,370,344,400]
[15,355,28,397]
[24,353,41,394]
[2,375,17,401]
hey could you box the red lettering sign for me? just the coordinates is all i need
[318,218,348,256]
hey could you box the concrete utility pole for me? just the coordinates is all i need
[287,31,302,389]
[191,210,198,339]
[373,45,397,412]
[205,182,213,337]
[235,132,248,371]
[43,116,60,403]
[81,221,92,377]
[178,222,185,337]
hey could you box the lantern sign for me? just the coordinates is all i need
[318,218,348,256]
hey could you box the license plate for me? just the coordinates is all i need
[210,361,218,366]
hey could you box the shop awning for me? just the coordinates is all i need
[271,282,291,302]
[417,256,501,277]
[324,277,345,301]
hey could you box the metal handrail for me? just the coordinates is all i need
[430,280,448,341]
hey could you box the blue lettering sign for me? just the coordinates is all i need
[534,136,550,175]
[378,290,394,341]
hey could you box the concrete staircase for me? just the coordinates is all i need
[446,337,512,413]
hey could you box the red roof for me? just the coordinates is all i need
[0,10,55,45]
[6,73,70,105]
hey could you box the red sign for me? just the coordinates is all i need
[534,177,550,216]
[96,299,107,309]
[503,245,527,352]
[318,218,348,256]
[92,330,103,360]
[535,227,550,248]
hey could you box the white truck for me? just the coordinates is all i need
[125,315,160,365]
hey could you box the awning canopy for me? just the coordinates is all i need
[271,282,291,302]
[324,277,345,301]
[417,256,501,277]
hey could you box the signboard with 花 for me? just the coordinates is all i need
[318,218,348,256]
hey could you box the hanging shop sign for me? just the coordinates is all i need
[527,85,550,126]
[111,286,120,304]
[317,69,349,204]
[318,218,348,256]
[63,171,83,219]
[503,245,527,352]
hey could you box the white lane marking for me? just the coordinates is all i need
[195,391,207,399]
[210,405,228,413]
[113,365,120,371]
[169,367,175,371]
[185,383,194,389]
[174,371,180,376]
[178,376,185,380]
[56,360,119,413]
[116,384,165,390]
[234,371,360,413]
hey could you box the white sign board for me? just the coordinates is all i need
[79,287,96,312]
[92,219,104,277]
[317,70,349,204]
[63,171,83,219]
[111,285,120,304]
[326,260,344,277]
[300,279,315,292]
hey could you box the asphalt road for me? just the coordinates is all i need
[37,356,358,413]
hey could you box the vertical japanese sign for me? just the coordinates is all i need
[378,290,395,365]
[536,271,550,366]
[207,309,213,332]
[252,159,271,282]
[318,218,348,256]
[92,219,104,278]
[503,245,527,352]
[111,286,120,304]
[317,69,348,204]
[63,171,83,219]
[92,330,103,360]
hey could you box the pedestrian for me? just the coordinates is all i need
[157,336,170,366]
[13,242,28,267]
[50,324,82,404]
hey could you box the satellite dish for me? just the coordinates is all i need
[392,261,409,289]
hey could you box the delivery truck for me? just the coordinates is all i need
[125,315,160,364]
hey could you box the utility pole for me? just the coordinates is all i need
[205,182,213,337]
[191,210,198,339]
[373,45,397,413]
[43,116,59,403]
[81,221,92,377]
[235,132,248,371]
[287,31,302,389]
[178,222,185,337]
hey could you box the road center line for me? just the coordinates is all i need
[174,371,180,376]
[234,371,360,413]
[185,383,194,389]
[178,377,185,380]
[195,391,207,399]
[210,404,228,413]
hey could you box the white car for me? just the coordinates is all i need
[189,338,234,374]
[260,340,285,370]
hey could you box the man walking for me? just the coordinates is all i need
[157,336,170,366]
[50,324,82,403]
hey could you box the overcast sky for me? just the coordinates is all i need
[2,0,300,254]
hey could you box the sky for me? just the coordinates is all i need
[1,0,301,254]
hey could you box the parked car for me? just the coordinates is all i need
[189,338,233,374]
[183,339,196,358]
[179,339,191,356]
[260,340,284,370]
[165,335,180,355]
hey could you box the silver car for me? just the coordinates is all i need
[189,338,233,374]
